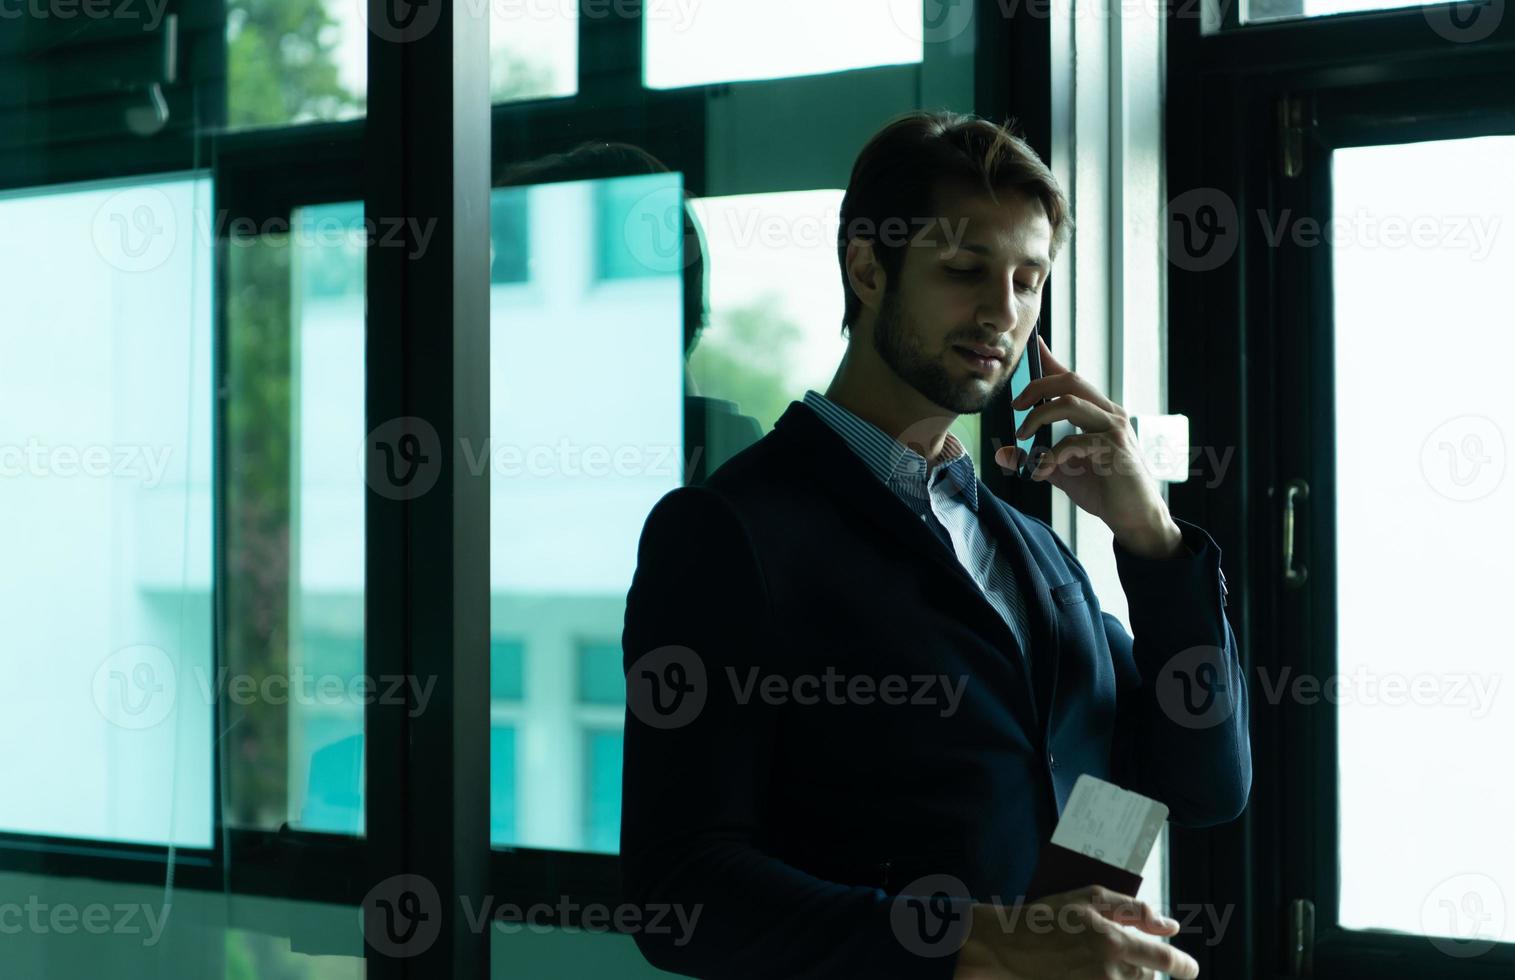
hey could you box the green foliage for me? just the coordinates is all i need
[226,0,563,129]
[688,292,803,434]
[224,239,293,828]
[690,292,985,469]
[226,0,362,127]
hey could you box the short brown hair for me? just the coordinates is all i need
[836,110,1072,336]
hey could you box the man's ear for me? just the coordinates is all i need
[845,238,886,313]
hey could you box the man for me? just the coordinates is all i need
[619,110,1250,979]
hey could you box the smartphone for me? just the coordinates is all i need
[1007,328,1075,479]
[1008,329,1048,479]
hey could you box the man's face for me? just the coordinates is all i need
[870,183,1053,415]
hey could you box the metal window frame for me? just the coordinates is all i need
[1167,4,1515,978]
[0,0,1055,956]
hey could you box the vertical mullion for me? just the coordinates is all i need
[366,0,491,976]
[579,0,644,106]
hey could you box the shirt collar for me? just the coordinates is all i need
[801,389,979,511]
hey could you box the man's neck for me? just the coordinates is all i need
[823,352,958,469]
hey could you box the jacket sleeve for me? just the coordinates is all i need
[620,485,972,979]
[1103,517,1252,827]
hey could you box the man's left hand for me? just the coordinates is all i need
[994,333,1186,559]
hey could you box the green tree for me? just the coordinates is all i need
[688,291,803,433]
[226,0,361,127]
[691,292,984,466]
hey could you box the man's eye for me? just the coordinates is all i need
[946,266,979,277]
[1016,280,1039,293]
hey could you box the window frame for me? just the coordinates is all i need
[1167,3,1515,977]
[0,0,1050,954]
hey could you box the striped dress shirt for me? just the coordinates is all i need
[800,389,1032,661]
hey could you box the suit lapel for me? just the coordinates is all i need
[975,486,1061,737]
[773,401,1044,732]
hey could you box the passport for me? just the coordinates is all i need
[1025,774,1168,901]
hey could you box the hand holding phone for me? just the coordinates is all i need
[1006,327,1074,479]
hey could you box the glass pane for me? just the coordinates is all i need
[1244,0,1484,30]
[1333,134,1515,948]
[687,190,980,450]
[226,0,366,127]
[0,175,214,846]
[489,174,684,850]
[583,729,623,853]
[289,201,367,834]
[578,641,625,705]
[492,5,579,103]
[491,725,518,842]
[223,200,368,836]
[645,0,924,89]
[492,637,526,700]
[226,0,575,129]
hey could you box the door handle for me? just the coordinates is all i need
[1283,478,1309,588]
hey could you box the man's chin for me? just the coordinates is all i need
[932,383,1000,416]
[949,370,1009,412]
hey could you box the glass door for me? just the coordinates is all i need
[1268,79,1515,979]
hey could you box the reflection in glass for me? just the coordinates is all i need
[0,176,213,846]
[688,190,980,451]
[287,201,367,834]
[226,0,576,129]
[490,173,684,851]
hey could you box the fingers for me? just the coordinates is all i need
[1105,924,1199,979]
[1016,394,1113,440]
[1029,433,1111,482]
[1073,887,1179,935]
[1036,332,1066,373]
[1083,904,1197,980]
[1014,337,1121,416]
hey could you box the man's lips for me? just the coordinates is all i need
[953,342,1007,361]
[953,343,1007,370]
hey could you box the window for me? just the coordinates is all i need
[226,0,577,129]
[0,175,214,847]
[1331,134,1515,944]
[491,189,532,285]
[5,0,1008,971]
[577,641,626,705]
[644,0,926,89]
[489,173,684,852]
[582,729,623,853]
[491,637,526,700]
[286,201,367,836]
[687,189,981,448]
[594,172,687,281]
[1244,0,1452,25]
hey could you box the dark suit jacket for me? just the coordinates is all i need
[620,399,1251,979]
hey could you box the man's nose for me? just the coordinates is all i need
[978,275,1018,334]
